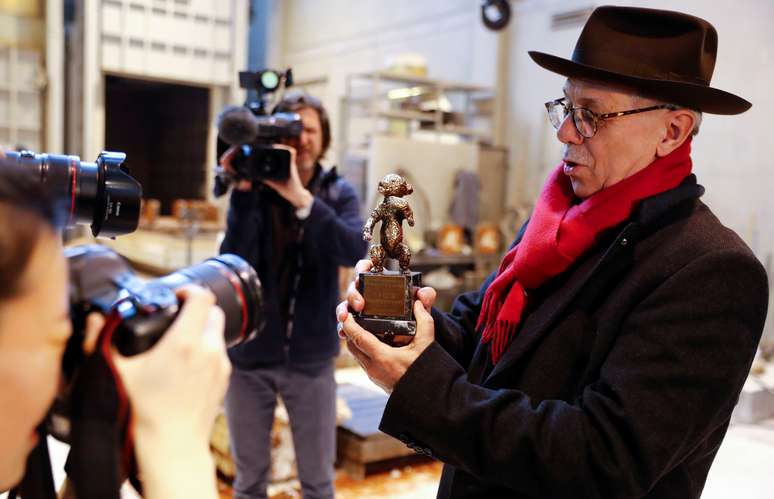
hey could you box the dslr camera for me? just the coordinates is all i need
[0,149,263,433]
[214,68,303,193]
[2,149,264,498]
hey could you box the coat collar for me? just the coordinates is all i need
[481,175,704,386]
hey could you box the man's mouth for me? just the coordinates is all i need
[563,160,580,174]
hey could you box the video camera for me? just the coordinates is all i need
[214,68,303,193]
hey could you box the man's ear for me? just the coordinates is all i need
[656,109,695,157]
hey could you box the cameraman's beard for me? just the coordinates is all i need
[297,151,318,172]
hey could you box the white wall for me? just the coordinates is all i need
[275,0,774,337]
[275,0,499,163]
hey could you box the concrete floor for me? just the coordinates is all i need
[3,372,773,499]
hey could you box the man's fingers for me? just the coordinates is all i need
[336,301,350,323]
[236,180,253,191]
[355,259,372,274]
[346,339,371,371]
[341,314,389,358]
[413,300,435,341]
[415,286,437,310]
[346,259,371,312]
[346,280,364,312]
[219,146,237,170]
[262,179,279,191]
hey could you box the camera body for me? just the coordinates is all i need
[51,244,263,443]
[215,68,302,192]
[224,112,303,183]
[66,244,263,359]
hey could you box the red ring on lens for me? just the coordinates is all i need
[69,157,78,224]
[219,264,249,342]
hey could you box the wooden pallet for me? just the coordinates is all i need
[336,383,432,480]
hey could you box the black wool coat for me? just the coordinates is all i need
[379,176,769,498]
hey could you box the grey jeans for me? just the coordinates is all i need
[224,359,337,499]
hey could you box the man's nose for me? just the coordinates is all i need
[557,114,583,145]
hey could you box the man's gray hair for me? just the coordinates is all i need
[633,93,703,136]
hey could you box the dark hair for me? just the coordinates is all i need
[0,167,62,300]
[274,91,332,158]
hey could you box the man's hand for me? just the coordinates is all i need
[219,147,253,192]
[261,144,314,210]
[336,259,437,393]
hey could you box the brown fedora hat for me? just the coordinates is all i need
[529,5,751,114]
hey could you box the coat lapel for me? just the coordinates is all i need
[480,177,704,387]
[483,224,636,387]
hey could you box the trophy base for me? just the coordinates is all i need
[354,270,422,347]
[353,316,416,347]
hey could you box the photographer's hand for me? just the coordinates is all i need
[113,285,229,499]
[335,259,437,393]
[262,144,314,210]
[219,146,253,191]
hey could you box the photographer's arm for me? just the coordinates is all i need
[112,286,230,499]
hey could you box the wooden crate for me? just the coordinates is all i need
[336,383,432,480]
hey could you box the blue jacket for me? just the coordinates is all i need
[220,166,367,368]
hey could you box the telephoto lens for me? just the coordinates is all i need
[1,150,142,237]
[65,245,263,357]
[128,253,264,353]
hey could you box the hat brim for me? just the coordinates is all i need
[529,51,751,115]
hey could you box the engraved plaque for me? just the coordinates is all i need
[362,274,409,317]
[354,270,422,347]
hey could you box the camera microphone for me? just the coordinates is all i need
[216,105,259,146]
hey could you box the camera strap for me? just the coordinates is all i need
[66,310,140,499]
[7,425,56,499]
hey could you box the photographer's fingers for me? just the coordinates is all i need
[83,312,106,355]
[164,285,218,349]
[201,305,231,408]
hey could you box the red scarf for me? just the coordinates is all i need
[478,139,693,363]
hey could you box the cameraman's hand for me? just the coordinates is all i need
[262,144,314,210]
[113,285,229,499]
[220,146,253,191]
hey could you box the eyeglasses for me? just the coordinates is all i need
[544,97,676,138]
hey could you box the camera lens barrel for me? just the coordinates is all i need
[2,150,141,237]
[152,253,263,347]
